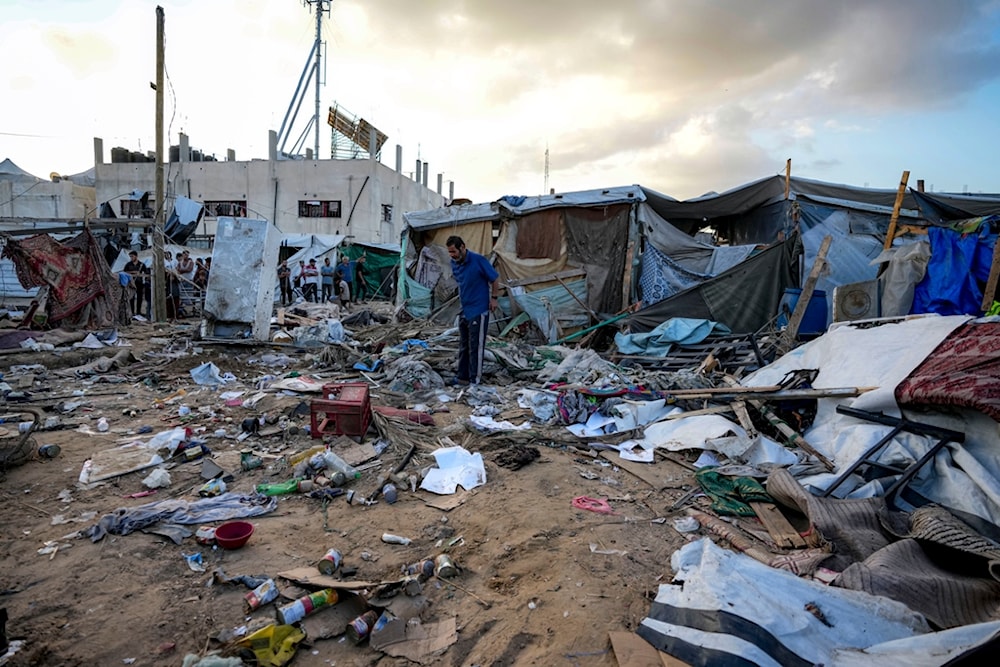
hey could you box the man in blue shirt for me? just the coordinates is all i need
[337,255,355,301]
[447,235,500,385]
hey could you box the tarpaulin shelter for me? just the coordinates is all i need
[400,186,647,338]
[339,241,401,299]
[629,176,1000,334]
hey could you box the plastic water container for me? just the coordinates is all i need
[777,288,828,336]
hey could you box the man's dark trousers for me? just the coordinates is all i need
[458,312,489,384]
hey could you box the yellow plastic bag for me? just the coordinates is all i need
[236,623,305,667]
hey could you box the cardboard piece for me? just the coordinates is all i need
[370,616,458,663]
[422,489,472,511]
[299,592,368,640]
[610,630,694,666]
[277,567,403,590]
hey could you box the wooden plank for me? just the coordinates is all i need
[882,170,911,252]
[777,234,831,354]
[731,400,757,438]
[784,158,791,200]
[982,236,1000,312]
[750,501,807,549]
[276,308,285,326]
[507,267,586,288]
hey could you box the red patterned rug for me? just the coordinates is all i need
[896,320,1000,421]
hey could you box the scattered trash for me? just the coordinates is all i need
[571,496,616,515]
[382,533,413,546]
[142,468,171,489]
[419,446,487,495]
[276,588,338,624]
[181,552,205,572]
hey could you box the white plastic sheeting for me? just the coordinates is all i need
[743,314,1000,528]
[640,538,1000,666]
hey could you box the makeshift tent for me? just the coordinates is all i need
[401,186,646,338]
[339,241,400,299]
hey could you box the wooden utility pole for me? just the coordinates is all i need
[152,6,167,322]
[784,158,791,200]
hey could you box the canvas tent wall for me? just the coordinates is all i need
[400,186,645,337]
[339,241,401,299]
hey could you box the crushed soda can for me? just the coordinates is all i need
[244,578,279,612]
[317,548,343,575]
[38,444,61,459]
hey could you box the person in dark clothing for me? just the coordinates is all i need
[447,235,500,385]
[123,250,150,317]
[277,260,293,306]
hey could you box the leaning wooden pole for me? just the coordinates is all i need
[882,170,910,252]
[151,5,168,322]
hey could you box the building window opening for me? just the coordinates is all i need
[298,200,342,218]
[204,201,248,217]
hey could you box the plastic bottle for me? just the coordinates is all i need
[381,533,412,545]
[322,450,361,480]
[288,444,326,468]
[255,479,302,496]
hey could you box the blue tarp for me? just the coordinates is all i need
[913,221,997,316]
[615,317,731,356]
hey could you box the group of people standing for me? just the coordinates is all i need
[123,248,211,320]
[277,253,366,309]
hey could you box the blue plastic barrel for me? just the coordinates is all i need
[776,288,828,335]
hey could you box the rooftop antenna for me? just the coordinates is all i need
[544,143,550,194]
[276,0,330,158]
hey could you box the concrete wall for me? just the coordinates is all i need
[0,180,95,219]
[94,155,445,243]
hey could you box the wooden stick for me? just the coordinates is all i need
[777,234,831,354]
[882,170,911,252]
[434,575,492,608]
[555,274,599,322]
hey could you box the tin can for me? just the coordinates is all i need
[317,548,343,575]
[434,554,458,578]
[402,559,435,578]
[346,610,380,644]
[244,578,278,612]
[276,588,338,625]
[38,444,61,458]
[382,483,398,504]
[18,421,34,434]
[297,479,315,493]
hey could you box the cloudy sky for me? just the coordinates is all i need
[3,0,1000,202]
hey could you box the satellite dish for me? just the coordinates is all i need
[49,172,62,182]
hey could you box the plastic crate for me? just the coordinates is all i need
[310,382,372,438]
[321,382,369,404]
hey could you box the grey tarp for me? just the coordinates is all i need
[626,235,799,334]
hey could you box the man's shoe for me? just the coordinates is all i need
[447,378,470,387]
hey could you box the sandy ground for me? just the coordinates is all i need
[0,319,694,667]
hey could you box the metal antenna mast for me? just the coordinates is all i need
[544,144,550,194]
[276,1,330,158]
